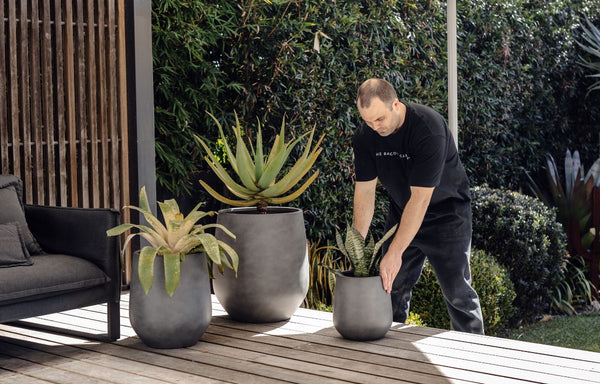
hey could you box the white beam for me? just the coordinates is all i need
[447,0,458,149]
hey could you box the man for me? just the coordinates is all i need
[352,78,484,334]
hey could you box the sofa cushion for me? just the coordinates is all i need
[0,175,43,255]
[0,254,109,305]
[0,222,33,268]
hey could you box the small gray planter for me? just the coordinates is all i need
[213,207,309,322]
[129,252,212,348]
[333,271,392,341]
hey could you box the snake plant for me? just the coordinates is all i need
[195,112,324,213]
[107,186,239,296]
[332,223,398,277]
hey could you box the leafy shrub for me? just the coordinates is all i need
[471,185,567,324]
[458,1,600,189]
[410,249,516,336]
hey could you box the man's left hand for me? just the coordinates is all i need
[379,252,403,293]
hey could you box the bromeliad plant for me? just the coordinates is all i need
[194,112,324,214]
[329,223,398,277]
[107,187,239,297]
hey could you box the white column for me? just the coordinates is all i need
[447,0,458,149]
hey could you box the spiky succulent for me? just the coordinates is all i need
[195,112,324,213]
[334,223,398,277]
[107,187,239,296]
[577,17,600,94]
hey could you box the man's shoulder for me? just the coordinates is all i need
[353,123,375,144]
[405,102,446,135]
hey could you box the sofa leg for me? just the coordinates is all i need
[107,299,120,341]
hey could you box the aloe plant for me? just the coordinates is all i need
[107,187,239,296]
[331,223,398,277]
[195,112,324,214]
[577,17,600,94]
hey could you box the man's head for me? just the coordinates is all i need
[356,78,404,137]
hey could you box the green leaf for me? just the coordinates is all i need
[138,246,159,295]
[164,253,182,297]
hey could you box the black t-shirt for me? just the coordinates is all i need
[353,102,471,240]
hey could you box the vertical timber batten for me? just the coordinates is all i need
[0,0,131,237]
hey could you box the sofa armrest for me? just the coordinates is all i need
[24,205,121,286]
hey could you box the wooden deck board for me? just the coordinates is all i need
[0,294,599,384]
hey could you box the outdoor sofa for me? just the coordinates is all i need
[0,174,121,341]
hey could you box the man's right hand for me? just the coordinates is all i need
[379,251,403,293]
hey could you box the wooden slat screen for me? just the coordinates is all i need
[0,0,129,214]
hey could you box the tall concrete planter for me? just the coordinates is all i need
[213,207,309,322]
[129,252,212,348]
[333,271,392,341]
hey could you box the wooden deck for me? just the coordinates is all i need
[1,294,599,384]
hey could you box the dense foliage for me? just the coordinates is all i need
[410,249,516,336]
[152,0,600,241]
[471,185,567,324]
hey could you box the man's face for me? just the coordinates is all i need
[357,97,400,137]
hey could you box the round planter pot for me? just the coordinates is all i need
[129,252,212,348]
[213,207,309,323]
[333,271,392,341]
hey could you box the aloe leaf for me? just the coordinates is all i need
[206,112,238,173]
[264,134,282,171]
[199,180,260,207]
[258,140,290,187]
[235,144,259,191]
[163,253,181,297]
[203,156,256,198]
[138,246,159,295]
[266,170,320,204]
[259,147,323,198]
[255,118,264,180]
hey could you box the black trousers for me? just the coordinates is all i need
[383,210,484,334]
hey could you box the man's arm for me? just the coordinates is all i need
[353,179,378,238]
[379,186,434,293]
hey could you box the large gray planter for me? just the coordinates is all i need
[129,252,212,348]
[213,207,309,322]
[333,271,392,341]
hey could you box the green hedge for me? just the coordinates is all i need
[471,185,567,324]
[410,249,516,336]
[152,0,600,240]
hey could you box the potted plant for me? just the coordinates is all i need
[326,223,397,341]
[194,112,324,322]
[107,186,239,348]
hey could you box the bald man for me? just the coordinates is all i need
[352,78,484,334]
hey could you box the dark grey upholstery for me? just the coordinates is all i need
[0,254,107,304]
[0,175,121,341]
[0,176,43,254]
[0,222,32,268]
